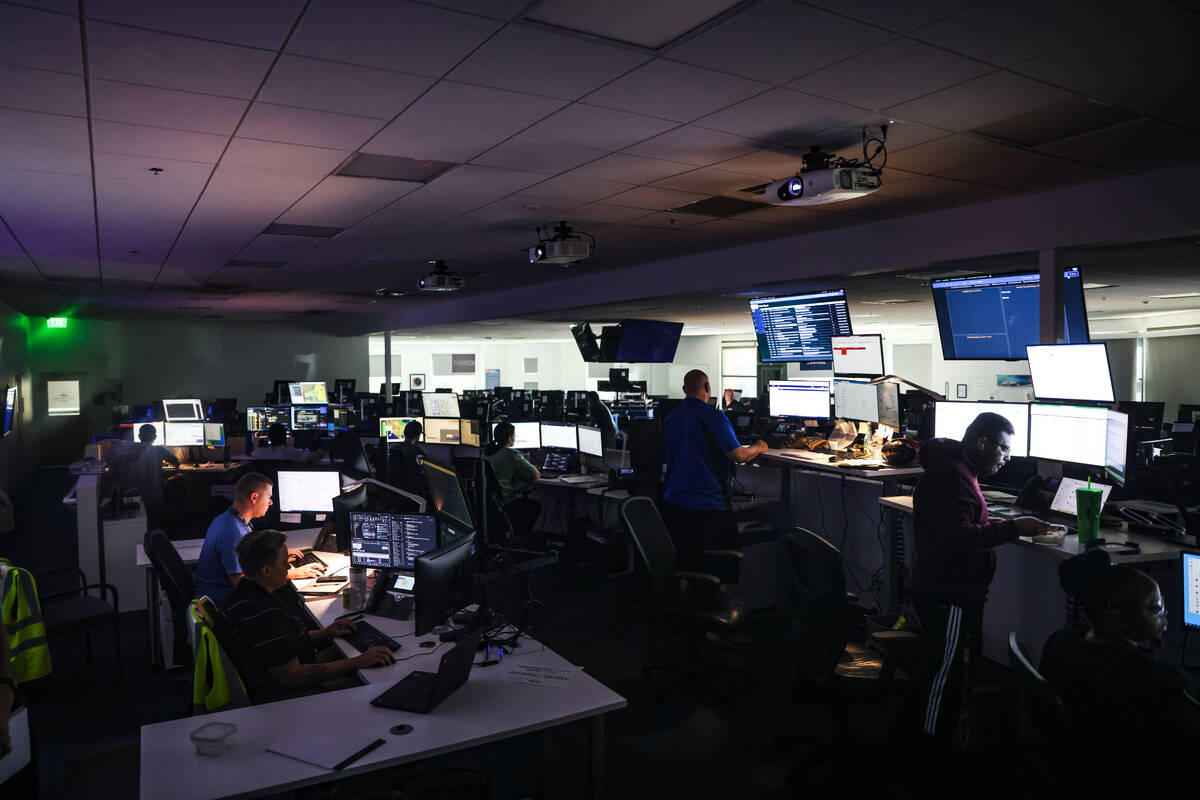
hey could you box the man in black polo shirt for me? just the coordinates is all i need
[222,530,394,704]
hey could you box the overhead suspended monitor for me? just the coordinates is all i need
[930,267,1090,360]
[614,319,684,363]
[749,289,853,363]
[1026,343,1115,404]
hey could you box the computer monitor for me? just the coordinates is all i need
[163,421,205,447]
[380,416,422,442]
[422,460,474,530]
[162,398,203,422]
[134,421,165,443]
[423,417,462,444]
[290,405,330,431]
[934,401,1030,458]
[749,288,853,363]
[422,392,460,419]
[414,533,477,637]
[332,378,356,403]
[833,380,878,423]
[768,380,831,419]
[276,470,341,513]
[202,422,225,447]
[1105,410,1129,486]
[3,386,16,437]
[1029,404,1109,466]
[577,425,603,458]
[492,421,540,450]
[331,482,368,551]
[272,380,294,404]
[876,382,901,430]
[1026,343,1115,404]
[287,381,328,404]
[1181,552,1200,630]
[539,390,564,408]
[1049,476,1113,516]
[459,418,481,448]
[349,511,438,570]
[832,334,885,377]
[245,406,289,432]
[131,403,156,423]
[539,422,577,450]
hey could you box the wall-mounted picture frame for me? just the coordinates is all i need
[409,374,425,390]
[956,383,968,399]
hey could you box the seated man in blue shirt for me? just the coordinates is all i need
[662,370,767,568]
[193,472,323,604]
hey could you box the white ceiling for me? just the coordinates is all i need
[1,0,1199,330]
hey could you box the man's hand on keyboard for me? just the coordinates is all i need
[288,563,325,580]
[354,646,396,668]
[322,618,357,638]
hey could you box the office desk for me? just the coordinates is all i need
[878,495,1187,663]
[140,560,625,800]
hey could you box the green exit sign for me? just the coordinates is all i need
[47,317,68,329]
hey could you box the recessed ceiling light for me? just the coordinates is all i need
[861,299,917,305]
[1150,292,1200,299]
[1083,282,1115,289]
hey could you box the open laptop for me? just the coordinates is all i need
[369,629,480,713]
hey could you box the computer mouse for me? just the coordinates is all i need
[828,456,838,462]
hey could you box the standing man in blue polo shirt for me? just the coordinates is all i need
[662,369,767,568]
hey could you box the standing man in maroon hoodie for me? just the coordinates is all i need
[909,412,1051,743]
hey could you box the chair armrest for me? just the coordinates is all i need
[35,566,87,585]
[41,583,120,613]
[675,570,721,587]
[700,549,743,586]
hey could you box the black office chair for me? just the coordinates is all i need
[618,495,747,698]
[329,431,373,481]
[1008,633,1078,795]
[144,529,195,668]
[38,567,122,685]
[776,528,890,755]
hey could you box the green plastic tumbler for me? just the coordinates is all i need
[1076,486,1104,543]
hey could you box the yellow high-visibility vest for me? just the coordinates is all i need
[0,559,53,683]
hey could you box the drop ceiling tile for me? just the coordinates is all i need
[583,60,769,123]
[447,24,650,100]
[560,202,652,224]
[652,166,772,196]
[871,172,1017,204]
[0,64,86,116]
[1035,119,1200,173]
[238,103,384,149]
[622,125,759,166]
[525,174,631,203]
[258,56,434,119]
[695,88,870,143]
[803,0,982,33]
[627,211,718,229]
[885,133,1016,174]
[287,0,501,77]
[911,0,1131,67]
[791,38,991,112]
[87,22,275,98]
[90,79,248,135]
[85,0,304,49]
[936,150,1119,191]
[416,164,545,203]
[363,121,506,163]
[884,71,1075,133]
[392,82,567,138]
[92,121,229,163]
[0,142,91,176]
[713,147,810,177]
[421,0,528,18]
[222,138,351,174]
[208,265,280,284]
[0,5,83,74]
[603,185,709,211]
[519,105,678,151]
[236,234,322,262]
[668,0,893,84]
[277,175,421,228]
[568,153,692,185]
[101,262,163,282]
[0,107,89,151]
[729,205,830,226]
[209,163,323,195]
[0,169,96,260]
[471,139,608,174]
[93,152,213,187]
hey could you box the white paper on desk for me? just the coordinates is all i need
[279,512,302,524]
[499,663,577,688]
[0,707,32,785]
[267,730,381,771]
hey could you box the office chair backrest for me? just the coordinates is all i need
[784,527,849,682]
[144,529,194,609]
[189,598,249,713]
[618,496,678,603]
[478,460,517,547]
[1007,633,1075,746]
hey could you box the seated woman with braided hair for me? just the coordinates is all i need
[1039,549,1200,796]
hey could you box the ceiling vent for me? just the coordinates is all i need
[262,223,343,238]
[669,196,770,217]
[337,153,456,182]
[225,259,286,268]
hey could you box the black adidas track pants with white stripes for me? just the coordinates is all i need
[913,598,984,739]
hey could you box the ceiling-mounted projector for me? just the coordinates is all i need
[764,144,882,206]
[529,221,594,264]
[418,260,465,292]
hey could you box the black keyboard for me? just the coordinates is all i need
[291,550,326,568]
[343,620,400,652]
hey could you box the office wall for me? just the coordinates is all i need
[1144,334,1200,421]
[26,316,368,462]
[0,301,31,492]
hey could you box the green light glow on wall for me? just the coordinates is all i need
[47,317,68,329]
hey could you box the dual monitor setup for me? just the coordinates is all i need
[133,398,227,447]
[765,333,900,427]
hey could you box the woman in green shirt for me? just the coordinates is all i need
[483,421,541,534]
